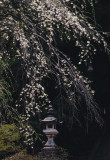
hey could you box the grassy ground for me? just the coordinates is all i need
[2,148,69,160]
[3,150,37,160]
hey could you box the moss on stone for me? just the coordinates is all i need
[0,124,22,158]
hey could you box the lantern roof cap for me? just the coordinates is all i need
[42,108,57,123]
[42,116,57,123]
[48,108,54,115]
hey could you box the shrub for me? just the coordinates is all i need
[0,124,22,159]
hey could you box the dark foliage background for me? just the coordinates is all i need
[57,0,110,158]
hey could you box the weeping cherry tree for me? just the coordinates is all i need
[0,0,109,149]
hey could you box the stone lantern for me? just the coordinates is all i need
[42,108,58,152]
